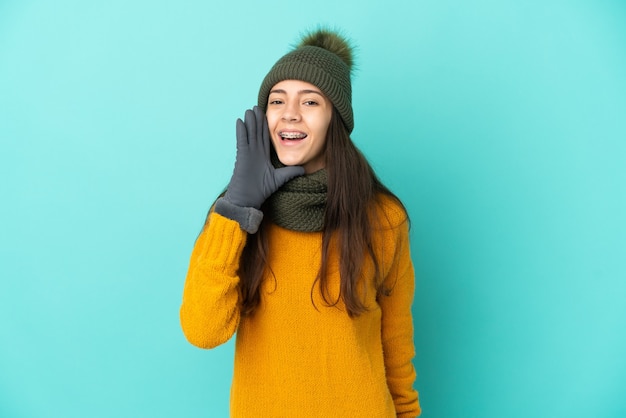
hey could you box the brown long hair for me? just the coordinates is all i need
[238,107,407,317]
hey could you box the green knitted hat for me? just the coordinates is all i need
[258,29,355,133]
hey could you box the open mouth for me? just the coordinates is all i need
[279,130,307,140]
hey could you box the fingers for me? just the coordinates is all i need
[244,108,256,148]
[253,106,264,140]
[253,106,271,158]
[240,106,269,153]
[235,118,248,149]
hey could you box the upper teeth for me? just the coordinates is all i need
[280,132,307,139]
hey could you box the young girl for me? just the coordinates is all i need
[180,28,421,417]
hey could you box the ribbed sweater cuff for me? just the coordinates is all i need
[214,197,263,234]
[202,212,248,270]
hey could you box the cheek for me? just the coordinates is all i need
[318,108,332,136]
[316,118,331,141]
[265,114,279,141]
[265,111,278,130]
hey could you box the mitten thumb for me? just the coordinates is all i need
[272,165,306,189]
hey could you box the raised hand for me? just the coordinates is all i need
[224,106,305,209]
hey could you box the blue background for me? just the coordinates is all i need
[1,0,625,417]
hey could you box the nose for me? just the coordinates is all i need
[281,101,301,122]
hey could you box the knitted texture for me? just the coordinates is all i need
[258,31,354,132]
[180,196,421,417]
[180,212,247,348]
[267,168,327,232]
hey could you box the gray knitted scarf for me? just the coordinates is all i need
[267,168,327,232]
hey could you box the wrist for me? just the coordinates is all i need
[214,197,264,234]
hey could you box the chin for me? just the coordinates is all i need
[276,154,301,167]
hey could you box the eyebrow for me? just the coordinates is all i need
[269,88,324,96]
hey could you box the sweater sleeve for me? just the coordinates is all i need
[379,219,421,417]
[179,211,247,349]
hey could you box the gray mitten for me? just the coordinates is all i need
[215,106,304,233]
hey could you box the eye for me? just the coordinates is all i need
[268,99,284,105]
[303,100,318,106]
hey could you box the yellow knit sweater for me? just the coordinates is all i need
[180,196,421,417]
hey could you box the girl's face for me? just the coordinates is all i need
[266,80,333,174]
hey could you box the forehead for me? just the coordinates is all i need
[270,79,323,94]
